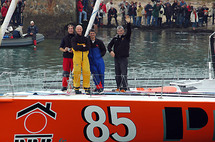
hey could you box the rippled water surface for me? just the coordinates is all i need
[0,28,212,92]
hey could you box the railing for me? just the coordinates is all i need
[0,68,209,95]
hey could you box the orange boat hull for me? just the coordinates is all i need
[1,96,214,142]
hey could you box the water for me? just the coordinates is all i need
[0,29,212,92]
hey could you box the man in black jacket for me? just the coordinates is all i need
[108,6,118,26]
[59,24,75,91]
[107,16,131,92]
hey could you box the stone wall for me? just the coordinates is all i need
[23,0,77,38]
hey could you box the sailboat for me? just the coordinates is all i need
[1,0,215,141]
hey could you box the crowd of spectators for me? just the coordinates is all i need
[0,0,26,26]
[78,0,215,30]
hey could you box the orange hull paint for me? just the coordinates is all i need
[1,97,215,142]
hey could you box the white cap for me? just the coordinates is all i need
[30,21,34,24]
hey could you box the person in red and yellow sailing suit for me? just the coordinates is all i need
[71,25,91,94]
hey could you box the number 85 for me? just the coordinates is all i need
[82,106,137,142]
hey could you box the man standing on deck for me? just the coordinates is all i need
[107,16,131,92]
[71,25,91,94]
[59,24,75,91]
[88,29,106,93]
[27,21,38,49]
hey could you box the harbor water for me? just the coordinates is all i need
[0,28,212,93]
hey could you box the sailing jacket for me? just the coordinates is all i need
[77,0,84,12]
[27,25,38,35]
[72,34,90,52]
[59,33,75,58]
[89,38,106,58]
[1,5,7,17]
[107,23,131,58]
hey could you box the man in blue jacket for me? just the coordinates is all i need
[88,29,106,93]
[27,21,38,49]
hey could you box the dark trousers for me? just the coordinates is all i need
[158,17,162,27]
[212,14,214,25]
[114,57,128,90]
[108,16,118,26]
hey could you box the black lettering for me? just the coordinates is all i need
[163,107,183,141]
[187,107,208,130]
[41,139,52,142]
[46,138,52,142]
[15,139,25,142]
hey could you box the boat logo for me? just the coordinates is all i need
[14,102,57,142]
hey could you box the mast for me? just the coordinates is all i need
[209,32,215,79]
[0,0,18,46]
[84,0,101,37]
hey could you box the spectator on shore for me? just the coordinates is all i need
[180,4,188,28]
[98,1,106,26]
[106,0,113,12]
[20,0,26,25]
[164,0,171,7]
[16,0,23,26]
[172,0,178,23]
[77,0,87,24]
[108,6,118,26]
[152,2,160,27]
[202,4,209,26]
[124,2,130,17]
[142,5,147,25]
[119,0,127,8]
[158,2,164,27]
[187,3,192,25]
[145,1,153,26]
[129,1,137,26]
[136,2,143,27]
[190,8,198,30]
[82,0,88,11]
[6,0,10,7]
[198,6,204,27]
[210,3,215,25]
[119,3,126,25]
[180,0,186,6]
[1,3,8,23]
[175,2,181,26]
[165,3,173,26]
[1,0,5,5]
